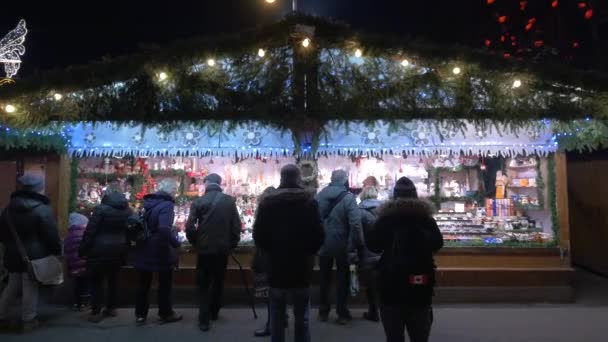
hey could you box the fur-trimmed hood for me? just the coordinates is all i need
[377,198,435,219]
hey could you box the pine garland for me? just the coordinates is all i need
[1,14,607,136]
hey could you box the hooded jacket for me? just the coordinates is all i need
[0,191,61,273]
[64,213,89,276]
[358,198,382,269]
[134,191,180,271]
[185,183,241,255]
[368,198,444,306]
[79,192,132,267]
[253,186,325,288]
[316,180,363,257]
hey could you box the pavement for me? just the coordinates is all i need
[0,271,607,342]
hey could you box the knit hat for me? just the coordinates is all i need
[69,213,89,227]
[330,169,349,186]
[393,177,418,199]
[204,173,222,185]
[18,174,44,193]
[280,164,301,188]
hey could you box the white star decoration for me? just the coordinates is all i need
[0,19,28,79]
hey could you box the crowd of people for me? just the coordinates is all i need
[0,165,444,342]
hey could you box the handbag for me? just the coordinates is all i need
[5,210,64,286]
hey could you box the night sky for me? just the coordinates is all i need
[0,0,603,76]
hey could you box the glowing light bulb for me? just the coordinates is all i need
[158,72,168,81]
[5,104,16,113]
[302,38,311,48]
[513,79,522,88]
[401,59,410,67]
[54,93,63,101]
[355,49,362,58]
[207,59,216,67]
[258,48,266,57]
[452,67,462,75]
[265,0,276,3]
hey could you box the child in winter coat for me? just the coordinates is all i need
[64,213,90,311]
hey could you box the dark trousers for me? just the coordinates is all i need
[319,255,350,318]
[197,254,229,324]
[270,288,310,342]
[72,276,90,306]
[362,268,379,317]
[380,305,433,342]
[135,270,174,318]
[89,266,120,314]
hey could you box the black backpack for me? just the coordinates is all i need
[382,224,435,289]
[126,209,152,242]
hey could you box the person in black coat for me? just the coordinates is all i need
[253,165,325,342]
[0,175,61,333]
[79,183,132,323]
[185,173,241,332]
[368,177,444,342]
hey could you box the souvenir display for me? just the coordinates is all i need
[75,155,553,247]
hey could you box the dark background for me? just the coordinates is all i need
[1,0,606,75]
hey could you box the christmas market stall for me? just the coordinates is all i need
[3,15,608,301]
[68,121,295,246]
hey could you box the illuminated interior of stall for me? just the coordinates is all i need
[75,155,294,245]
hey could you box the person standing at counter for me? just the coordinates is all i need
[64,213,90,311]
[253,164,325,342]
[316,169,363,325]
[186,173,241,332]
[134,179,182,326]
[368,177,444,342]
[357,183,383,323]
[79,183,131,323]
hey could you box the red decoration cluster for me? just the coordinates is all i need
[135,159,156,200]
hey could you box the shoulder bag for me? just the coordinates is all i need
[5,210,64,286]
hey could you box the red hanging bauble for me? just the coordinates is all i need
[485,39,492,47]
[498,16,507,24]
[551,1,558,9]
[486,0,495,4]
[519,1,528,11]
[584,9,593,20]
[578,2,587,9]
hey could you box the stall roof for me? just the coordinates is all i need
[0,15,607,129]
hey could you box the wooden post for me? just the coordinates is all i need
[555,152,571,257]
[57,154,71,236]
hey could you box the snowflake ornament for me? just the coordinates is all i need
[132,132,145,145]
[84,133,96,145]
[0,20,27,79]
[184,131,201,147]
[362,130,381,145]
[157,131,171,144]
[243,129,263,146]
[411,125,431,146]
